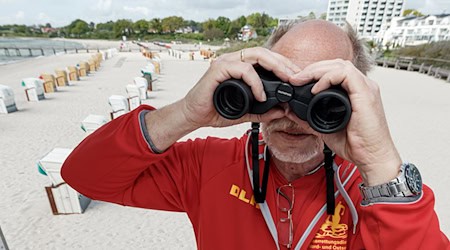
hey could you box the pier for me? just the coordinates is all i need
[0,46,111,57]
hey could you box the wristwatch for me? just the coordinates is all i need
[359,163,423,203]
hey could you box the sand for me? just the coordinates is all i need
[0,42,448,249]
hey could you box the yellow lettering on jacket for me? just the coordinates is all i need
[229,184,259,209]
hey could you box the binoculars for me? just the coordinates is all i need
[213,67,351,134]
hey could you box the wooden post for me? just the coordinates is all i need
[419,63,425,73]
[0,226,9,250]
[15,48,21,56]
[4,48,10,57]
[407,61,413,71]
[28,48,32,56]
[40,48,44,56]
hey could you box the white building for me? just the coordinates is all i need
[327,0,404,40]
[382,14,450,47]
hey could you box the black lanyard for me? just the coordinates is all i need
[251,122,335,215]
[251,122,271,203]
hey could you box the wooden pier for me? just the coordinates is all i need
[1,46,110,57]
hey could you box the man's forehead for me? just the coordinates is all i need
[271,20,354,68]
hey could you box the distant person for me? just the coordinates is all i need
[61,20,449,249]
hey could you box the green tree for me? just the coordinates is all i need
[227,20,242,39]
[149,18,162,33]
[161,16,184,33]
[96,21,114,32]
[113,19,133,38]
[247,12,270,28]
[67,19,89,37]
[134,19,149,35]
[403,9,424,17]
[237,15,247,27]
[216,16,231,36]
[202,18,217,31]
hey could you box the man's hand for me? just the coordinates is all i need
[182,47,299,128]
[290,59,402,186]
[146,47,298,152]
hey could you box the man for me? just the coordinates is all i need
[61,20,449,249]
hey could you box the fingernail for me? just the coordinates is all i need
[261,91,267,102]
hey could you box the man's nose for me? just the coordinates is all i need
[279,103,291,116]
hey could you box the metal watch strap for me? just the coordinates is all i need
[359,180,410,200]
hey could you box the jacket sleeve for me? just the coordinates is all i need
[359,185,450,249]
[61,105,207,213]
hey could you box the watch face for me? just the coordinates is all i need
[405,164,422,194]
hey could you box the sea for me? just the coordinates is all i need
[0,37,84,65]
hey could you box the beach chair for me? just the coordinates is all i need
[0,85,18,114]
[78,62,89,76]
[55,70,68,87]
[88,59,97,72]
[21,78,45,101]
[133,77,148,100]
[125,84,141,110]
[0,226,9,250]
[108,95,129,120]
[40,74,57,93]
[140,68,154,91]
[81,114,108,134]
[38,148,91,215]
[67,66,80,81]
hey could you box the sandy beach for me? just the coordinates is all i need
[0,41,449,249]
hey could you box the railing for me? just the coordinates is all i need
[0,46,115,57]
[375,56,450,82]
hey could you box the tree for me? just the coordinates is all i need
[67,19,89,37]
[216,16,231,36]
[133,19,149,35]
[237,16,247,27]
[202,18,216,31]
[149,18,162,33]
[161,16,184,33]
[96,21,114,32]
[319,13,327,20]
[403,9,424,17]
[113,19,133,38]
[227,20,242,39]
[247,12,270,29]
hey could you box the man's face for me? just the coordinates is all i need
[262,20,353,164]
[261,111,323,164]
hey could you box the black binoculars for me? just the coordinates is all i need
[213,67,352,134]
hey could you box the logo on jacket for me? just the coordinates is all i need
[229,184,260,209]
[309,201,348,249]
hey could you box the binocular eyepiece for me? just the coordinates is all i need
[213,67,351,134]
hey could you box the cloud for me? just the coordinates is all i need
[123,6,149,16]
[15,11,24,19]
[38,12,50,20]
[96,0,112,10]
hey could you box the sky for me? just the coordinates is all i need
[0,0,448,27]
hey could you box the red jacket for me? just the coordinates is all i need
[62,105,449,250]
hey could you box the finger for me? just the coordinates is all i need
[217,61,267,102]
[311,66,369,95]
[234,47,296,82]
[290,59,345,85]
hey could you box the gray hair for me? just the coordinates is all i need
[264,20,373,75]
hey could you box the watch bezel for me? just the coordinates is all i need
[404,163,422,195]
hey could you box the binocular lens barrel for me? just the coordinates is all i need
[213,79,351,133]
[307,90,351,133]
[213,80,252,119]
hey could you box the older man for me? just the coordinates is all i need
[62,20,448,249]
